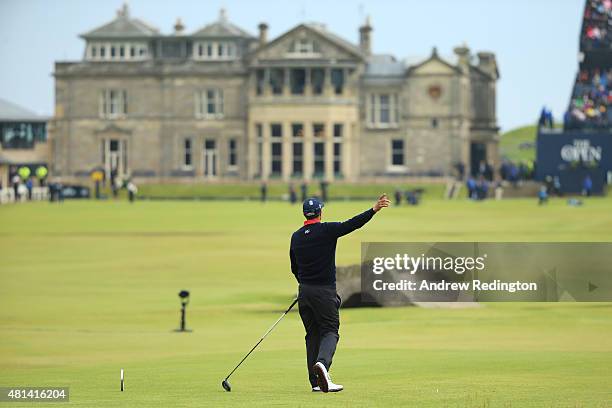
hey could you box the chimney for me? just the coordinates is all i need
[117,2,129,18]
[453,43,471,73]
[173,18,185,35]
[359,15,372,55]
[258,22,268,46]
[219,8,228,22]
[477,51,498,79]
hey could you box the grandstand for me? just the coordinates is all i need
[536,0,612,194]
[566,0,612,130]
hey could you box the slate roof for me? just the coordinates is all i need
[80,4,159,39]
[0,98,47,121]
[365,54,406,77]
[192,9,253,38]
[303,23,363,57]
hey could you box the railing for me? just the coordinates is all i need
[0,187,49,204]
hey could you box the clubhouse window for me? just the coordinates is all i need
[269,68,284,95]
[255,123,263,177]
[289,39,320,55]
[0,122,46,149]
[99,89,127,119]
[292,142,303,176]
[271,123,282,138]
[368,93,399,128]
[311,68,324,95]
[228,139,238,168]
[290,69,306,95]
[183,138,193,169]
[333,124,343,138]
[193,41,237,60]
[313,123,325,138]
[314,142,325,177]
[271,142,282,176]
[87,42,149,61]
[292,123,304,138]
[334,142,342,175]
[195,89,224,119]
[391,139,405,166]
[331,69,344,95]
[256,69,265,95]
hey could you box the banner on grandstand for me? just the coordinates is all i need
[536,131,611,193]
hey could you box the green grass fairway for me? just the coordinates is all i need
[1,198,612,407]
[500,125,537,162]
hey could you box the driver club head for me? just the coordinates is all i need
[222,379,231,392]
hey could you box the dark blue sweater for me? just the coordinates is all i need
[290,208,376,286]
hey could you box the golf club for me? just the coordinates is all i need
[221,297,298,392]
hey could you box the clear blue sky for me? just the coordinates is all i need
[0,0,583,131]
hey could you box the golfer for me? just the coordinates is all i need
[290,194,390,392]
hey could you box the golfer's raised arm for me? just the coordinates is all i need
[328,194,390,238]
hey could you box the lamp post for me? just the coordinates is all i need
[174,290,192,332]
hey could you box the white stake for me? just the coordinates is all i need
[120,368,124,392]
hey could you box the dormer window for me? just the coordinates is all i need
[193,41,237,60]
[86,42,149,61]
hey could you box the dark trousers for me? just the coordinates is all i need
[298,283,341,387]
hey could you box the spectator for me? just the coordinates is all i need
[112,176,121,199]
[538,107,547,128]
[320,180,329,202]
[58,181,64,202]
[553,176,562,197]
[494,178,504,200]
[538,185,549,205]
[565,67,612,130]
[394,189,402,206]
[48,182,56,202]
[582,175,593,196]
[454,162,465,180]
[26,177,33,200]
[260,182,268,202]
[476,176,489,200]
[581,0,612,50]
[545,109,554,128]
[405,190,419,206]
[11,173,20,200]
[17,183,28,202]
[289,183,297,204]
[36,166,48,186]
[466,177,477,200]
[127,180,138,203]
[300,182,308,202]
[509,163,519,187]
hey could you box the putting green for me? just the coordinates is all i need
[1,198,611,407]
